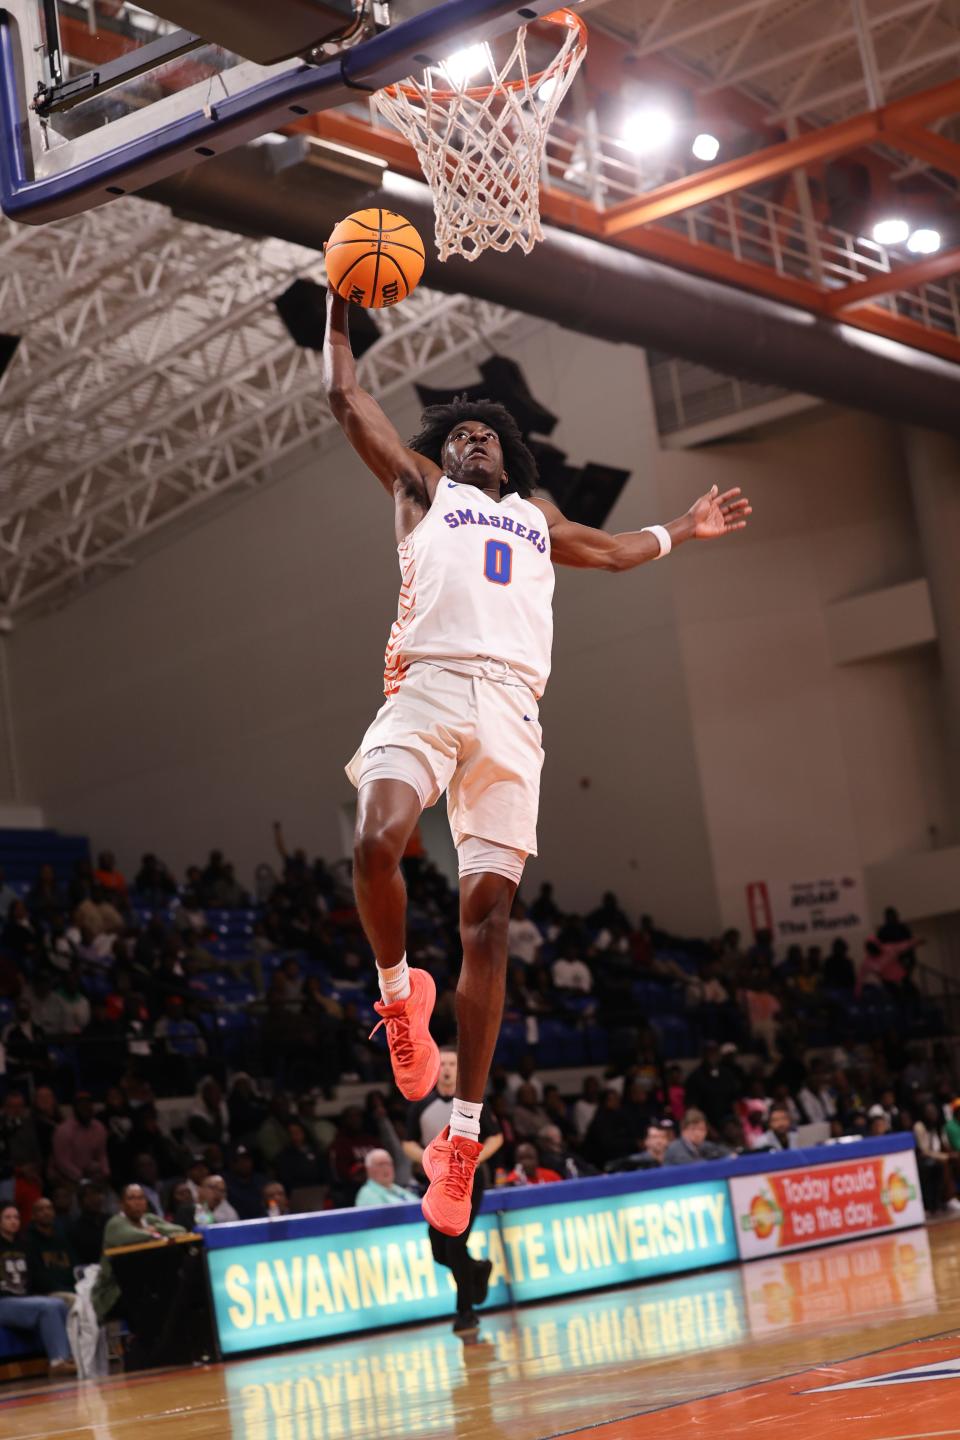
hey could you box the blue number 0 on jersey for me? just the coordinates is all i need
[484,539,512,586]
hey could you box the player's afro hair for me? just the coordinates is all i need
[407,397,538,498]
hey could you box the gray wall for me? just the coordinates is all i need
[6,321,946,939]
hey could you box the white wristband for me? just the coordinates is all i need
[642,524,672,559]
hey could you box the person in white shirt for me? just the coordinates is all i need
[572,1077,601,1141]
[507,900,542,967]
[551,943,593,994]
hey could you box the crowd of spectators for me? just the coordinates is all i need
[0,826,956,1368]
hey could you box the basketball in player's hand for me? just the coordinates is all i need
[325,208,425,308]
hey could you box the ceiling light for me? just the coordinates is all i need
[621,107,675,154]
[536,74,559,104]
[907,227,941,255]
[439,43,488,85]
[872,218,909,246]
[692,132,720,162]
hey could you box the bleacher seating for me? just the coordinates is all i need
[0,828,89,888]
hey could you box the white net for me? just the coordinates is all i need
[373,10,586,261]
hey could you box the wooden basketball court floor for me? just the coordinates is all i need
[7,1220,960,1440]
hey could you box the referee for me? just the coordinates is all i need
[404,1050,503,1334]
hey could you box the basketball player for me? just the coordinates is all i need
[322,288,751,1236]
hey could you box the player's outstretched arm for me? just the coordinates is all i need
[322,289,438,497]
[532,484,751,570]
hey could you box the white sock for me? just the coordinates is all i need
[378,953,411,1005]
[449,1097,483,1143]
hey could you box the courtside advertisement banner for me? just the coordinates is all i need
[206,1179,736,1353]
[730,1148,924,1260]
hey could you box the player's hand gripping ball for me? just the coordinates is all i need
[325,208,425,309]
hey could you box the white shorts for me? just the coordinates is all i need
[345,662,544,856]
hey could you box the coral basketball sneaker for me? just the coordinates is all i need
[421,1125,483,1237]
[369,967,440,1101]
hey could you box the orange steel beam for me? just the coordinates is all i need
[603,76,960,238]
[886,125,960,179]
[841,304,960,366]
[826,247,960,311]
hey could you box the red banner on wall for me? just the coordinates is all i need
[730,1150,924,1259]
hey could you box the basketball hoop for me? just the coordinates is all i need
[373,9,587,261]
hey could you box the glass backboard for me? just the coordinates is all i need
[0,0,566,224]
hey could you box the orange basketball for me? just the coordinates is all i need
[325,208,425,309]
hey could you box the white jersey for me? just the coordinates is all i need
[384,478,555,698]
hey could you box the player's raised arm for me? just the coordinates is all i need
[531,484,751,569]
[322,289,438,497]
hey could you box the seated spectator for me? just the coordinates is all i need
[684,1042,742,1132]
[2,999,53,1084]
[505,1141,561,1185]
[91,1184,187,1323]
[329,1107,379,1195]
[823,938,856,991]
[755,1102,793,1151]
[572,1076,601,1140]
[355,1150,416,1207]
[28,864,65,929]
[797,1060,836,1124]
[129,1105,190,1181]
[913,1102,960,1214]
[154,996,207,1092]
[536,1125,597,1179]
[507,900,542,966]
[263,1181,290,1218]
[0,1092,42,1218]
[133,854,177,905]
[68,1182,108,1266]
[55,967,92,1034]
[25,1197,76,1300]
[226,1147,266,1221]
[275,1121,329,1197]
[857,934,926,997]
[664,1109,732,1165]
[615,1120,672,1170]
[505,1053,543,1102]
[529,882,560,927]
[131,1154,164,1214]
[51,1092,111,1188]
[174,1174,239,1228]
[584,1090,638,1168]
[187,1078,230,1149]
[868,1105,891,1136]
[31,1086,62,1172]
[551,939,593,993]
[0,1203,75,1373]
[93,850,128,905]
[25,971,67,1036]
[1,900,42,963]
[642,1121,672,1165]
[227,1075,270,1148]
[740,970,782,1057]
[512,1083,549,1140]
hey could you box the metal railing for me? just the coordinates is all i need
[354,96,960,347]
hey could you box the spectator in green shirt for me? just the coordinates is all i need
[945,1100,960,1153]
[91,1183,186,1322]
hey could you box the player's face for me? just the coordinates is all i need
[443,419,504,488]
